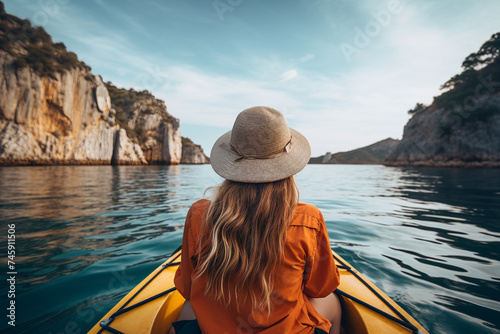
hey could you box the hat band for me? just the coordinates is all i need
[224,136,293,162]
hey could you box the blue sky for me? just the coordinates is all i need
[3,0,500,156]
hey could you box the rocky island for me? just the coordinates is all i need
[385,32,500,168]
[309,138,400,164]
[0,3,208,166]
[105,83,208,165]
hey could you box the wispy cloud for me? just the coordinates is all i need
[300,54,315,62]
[93,0,149,36]
[279,69,298,82]
[153,66,300,128]
[4,0,499,155]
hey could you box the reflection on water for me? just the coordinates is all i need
[0,165,499,334]
[1,166,188,288]
[296,166,500,334]
[0,165,221,334]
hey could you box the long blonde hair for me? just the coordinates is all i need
[196,176,298,314]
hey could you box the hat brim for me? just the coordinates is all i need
[210,128,311,183]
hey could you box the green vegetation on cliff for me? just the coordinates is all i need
[409,32,500,122]
[407,103,427,115]
[435,32,499,122]
[388,32,500,167]
[105,82,176,145]
[0,1,91,78]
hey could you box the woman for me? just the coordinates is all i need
[172,106,342,334]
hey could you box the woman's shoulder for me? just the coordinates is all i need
[295,202,323,217]
[291,203,325,230]
[185,199,210,227]
[190,198,210,211]
[184,199,210,239]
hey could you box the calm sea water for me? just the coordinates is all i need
[0,165,499,334]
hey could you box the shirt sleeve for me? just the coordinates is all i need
[303,212,340,298]
[174,205,196,300]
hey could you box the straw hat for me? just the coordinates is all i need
[210,106,311,183]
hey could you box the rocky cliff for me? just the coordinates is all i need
[0,52,147,165]
[106,83,183,165]
[385,32,500,168]
[310,138,400,164]
[0,3,208,165]
[181,137,210,164]
[0,4,144,165]
[385,100,500,167]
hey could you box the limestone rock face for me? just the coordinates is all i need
[0,120,46,163]
[0,5,206,166]
[96,83,111,114]
[112,129,147,165]
[71,122,116,163]
[162,120,182,164]
[106,83,183,165]
[181,137,210,164]
[0,51,144,165]
[385,95,500,167]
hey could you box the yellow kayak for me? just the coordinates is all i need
[88,248,428,334]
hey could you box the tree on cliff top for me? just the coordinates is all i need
[432,32,500,120]
[462,32,500,70]
[408,103,427,115]
[0,2,91,78]
[440,32,500,92]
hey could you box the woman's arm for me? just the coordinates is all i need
[303,213,340,298]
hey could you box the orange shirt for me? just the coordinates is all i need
[174,199,340,334]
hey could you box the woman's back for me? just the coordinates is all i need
[174,199,339,334]
[173,106,342,334]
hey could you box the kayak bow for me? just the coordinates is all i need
[89,248,428,334]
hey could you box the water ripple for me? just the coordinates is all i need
[0,165,499,334]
